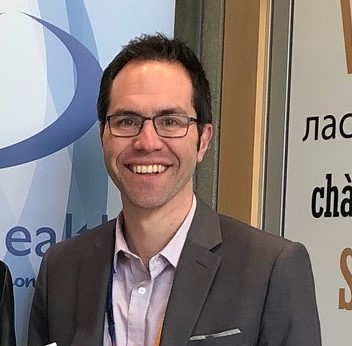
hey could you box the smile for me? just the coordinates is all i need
[129,164,167,174]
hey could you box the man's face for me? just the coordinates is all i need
[100,60,212,210]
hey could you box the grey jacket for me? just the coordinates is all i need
[28,199,321,346]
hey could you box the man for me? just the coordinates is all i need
[28,34,321,346]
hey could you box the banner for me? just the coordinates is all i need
[284,0,352,344]
[0,1,175,344]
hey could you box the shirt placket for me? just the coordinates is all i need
[126,256,152,346]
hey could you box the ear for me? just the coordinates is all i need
[99,123,105,145]
[197,124,213,163]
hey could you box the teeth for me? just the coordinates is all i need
[131,165,166,174]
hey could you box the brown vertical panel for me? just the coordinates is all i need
[251,0,269,227]
[341,0,352,74]
[217,0,261,224]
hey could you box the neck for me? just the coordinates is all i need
[121,192,194,268]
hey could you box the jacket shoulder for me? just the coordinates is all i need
[44,218,116,259]
[217,213,305,260]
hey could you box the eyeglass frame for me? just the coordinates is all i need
[105,113,198,138]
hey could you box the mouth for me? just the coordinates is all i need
[128,164,167,174]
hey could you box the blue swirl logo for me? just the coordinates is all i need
[0,14,102,168]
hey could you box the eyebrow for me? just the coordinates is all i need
[110,110,141,117]
[108,107,188,117]
[158,108,187,115]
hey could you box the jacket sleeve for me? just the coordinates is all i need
[28,252,50,346]
[0,261,17,346]
[257,242,322,345]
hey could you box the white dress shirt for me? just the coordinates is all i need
[104,196,197,346]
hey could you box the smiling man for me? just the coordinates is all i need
[28,34,321,346]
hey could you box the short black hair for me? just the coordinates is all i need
[97,33,212,135]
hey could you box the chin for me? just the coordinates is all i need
[131,199,165,210]
[125,192,171,210]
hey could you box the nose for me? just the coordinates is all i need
[133,119,163,152]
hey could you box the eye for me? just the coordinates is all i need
[119,118,135,126]
[112,115,140,127]
[164,118,178,126]
[158,115,183,127]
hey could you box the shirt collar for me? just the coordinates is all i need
[159,196,196,268]
[113,195,197,270]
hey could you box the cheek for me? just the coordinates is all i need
[102,136,128,160]
[102,142,116,162]
[102,146,124,176]
[181,141,201,165]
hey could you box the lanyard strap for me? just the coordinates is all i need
[106,266,116,346]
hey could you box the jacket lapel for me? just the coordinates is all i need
[72,220,116,346]
[160,199,222,346]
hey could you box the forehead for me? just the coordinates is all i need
[108,60,193,113]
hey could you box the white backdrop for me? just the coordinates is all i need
[0,1,175,344]
[284,1,352,345]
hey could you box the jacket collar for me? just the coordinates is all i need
[160,198,222,346]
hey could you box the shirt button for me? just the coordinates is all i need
[138,287,146,295]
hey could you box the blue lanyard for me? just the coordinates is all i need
[106,265,116,345]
